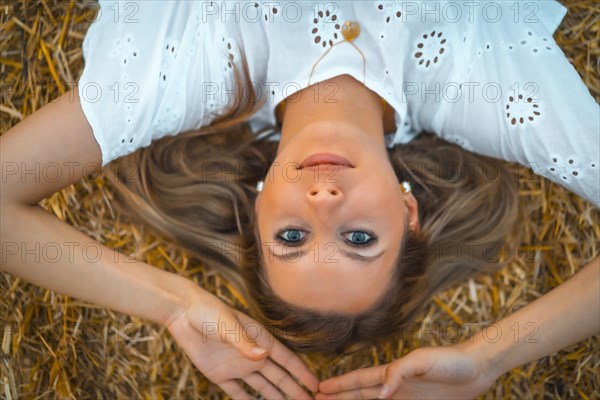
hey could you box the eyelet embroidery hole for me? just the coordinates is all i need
[311,9,340,48]
[159,38,179,88]
[506,94,541,126]
[262,3,279,22]
[375,2,402,24]
[414,30,446,68]
[110,35,139,66]
[220,36,239,72]
[547,153,598,183]
[521,30,555,54]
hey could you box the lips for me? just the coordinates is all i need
[298,153,355,169]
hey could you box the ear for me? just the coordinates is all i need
[404,192,420,234]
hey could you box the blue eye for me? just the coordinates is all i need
[275,227,376,247]
[344,231,376,246]
[276,228,307,244]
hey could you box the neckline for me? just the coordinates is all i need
[265,41,408,140]
[274,95,397,134]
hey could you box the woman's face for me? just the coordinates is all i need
[254,119,419,314]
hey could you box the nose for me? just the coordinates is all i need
[307,184,344,205]
[306,182,345,224]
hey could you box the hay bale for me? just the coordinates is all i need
[1,1,598,399]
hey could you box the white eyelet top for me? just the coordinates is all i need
[78,0,599,208]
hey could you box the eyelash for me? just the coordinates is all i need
[274,226,378,247]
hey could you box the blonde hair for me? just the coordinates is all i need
[107,49,519,353]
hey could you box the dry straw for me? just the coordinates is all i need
[1,1,599,399]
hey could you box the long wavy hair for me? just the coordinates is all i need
[106,49,519,353]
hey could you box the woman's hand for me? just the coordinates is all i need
[317,342,499,400]
[165,286,320,399]
[318,256,600,400]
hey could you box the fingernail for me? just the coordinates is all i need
[251,346,267,355]
[378,384,389,399]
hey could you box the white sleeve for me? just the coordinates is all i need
[78,0,222,167]
[400,0,600,208]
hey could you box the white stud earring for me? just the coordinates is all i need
[401,181,412,194]
[256,180,264,193]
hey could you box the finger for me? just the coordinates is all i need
[319,365,387,394]
[236,311,319,393]
[218,313,269,362]
[267,336,320,392]
[243,372,286,400]
[218,380,253,400]
[382,351,433,398]
[316,385,384,400]
[261,358,314,400]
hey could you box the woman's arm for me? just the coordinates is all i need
[2,197,193,327]
[1,88,320,398]
[473,254,600,377]
[0,87,188,327]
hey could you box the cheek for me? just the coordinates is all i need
[352,183,405,221]
[358,176,403,202]
[259,181,306,213]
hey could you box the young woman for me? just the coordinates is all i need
[1,0,598,398]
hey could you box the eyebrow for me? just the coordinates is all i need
[268,246,385,263]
